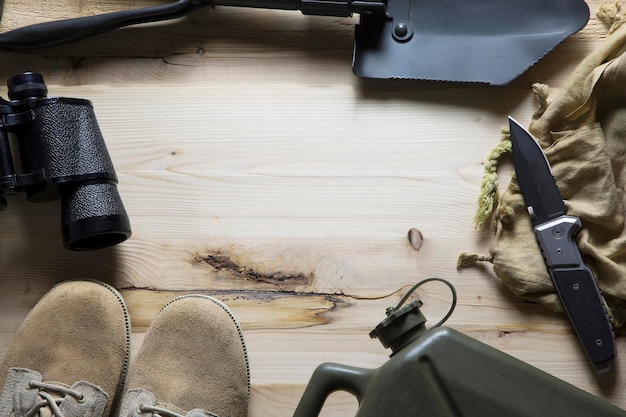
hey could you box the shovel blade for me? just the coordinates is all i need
[353,0,590,85]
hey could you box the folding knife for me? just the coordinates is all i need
[508,116,616,373]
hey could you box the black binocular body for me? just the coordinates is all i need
[0,72,131,250]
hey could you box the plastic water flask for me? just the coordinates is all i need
[292,280,625,417]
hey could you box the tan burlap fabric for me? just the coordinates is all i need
[460,5,626,328]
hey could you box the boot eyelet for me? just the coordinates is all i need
[77,394,86,403]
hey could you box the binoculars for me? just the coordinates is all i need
[0,72,131,250]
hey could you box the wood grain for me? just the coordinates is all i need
[0,1,625,415]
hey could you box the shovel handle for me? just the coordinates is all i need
[0,0,386,50]
[0,0,211,50]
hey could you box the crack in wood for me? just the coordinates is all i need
[193,252,313,289]
[119,286,340,300]
[498,329,528,337]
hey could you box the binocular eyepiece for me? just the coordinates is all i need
[0,72,131,250]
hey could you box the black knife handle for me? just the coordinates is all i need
[550,267,615,373]
[534,215,616,373]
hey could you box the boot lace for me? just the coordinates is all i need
[25,381,85,417]
[138,404,218,417]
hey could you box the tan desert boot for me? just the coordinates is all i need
[119,295,250,417]
[0,279,131,417]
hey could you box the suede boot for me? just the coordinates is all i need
[118,295,250,417]
[0,279,131,417]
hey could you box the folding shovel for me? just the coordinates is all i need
[0,0,590,85]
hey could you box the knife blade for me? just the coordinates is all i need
[508,116,616,373]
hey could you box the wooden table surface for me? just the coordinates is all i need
[0,0,624,415]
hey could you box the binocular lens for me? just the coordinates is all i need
[60,181,131,250]
[7,72,48,100]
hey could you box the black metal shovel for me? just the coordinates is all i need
[0,0,590,85]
